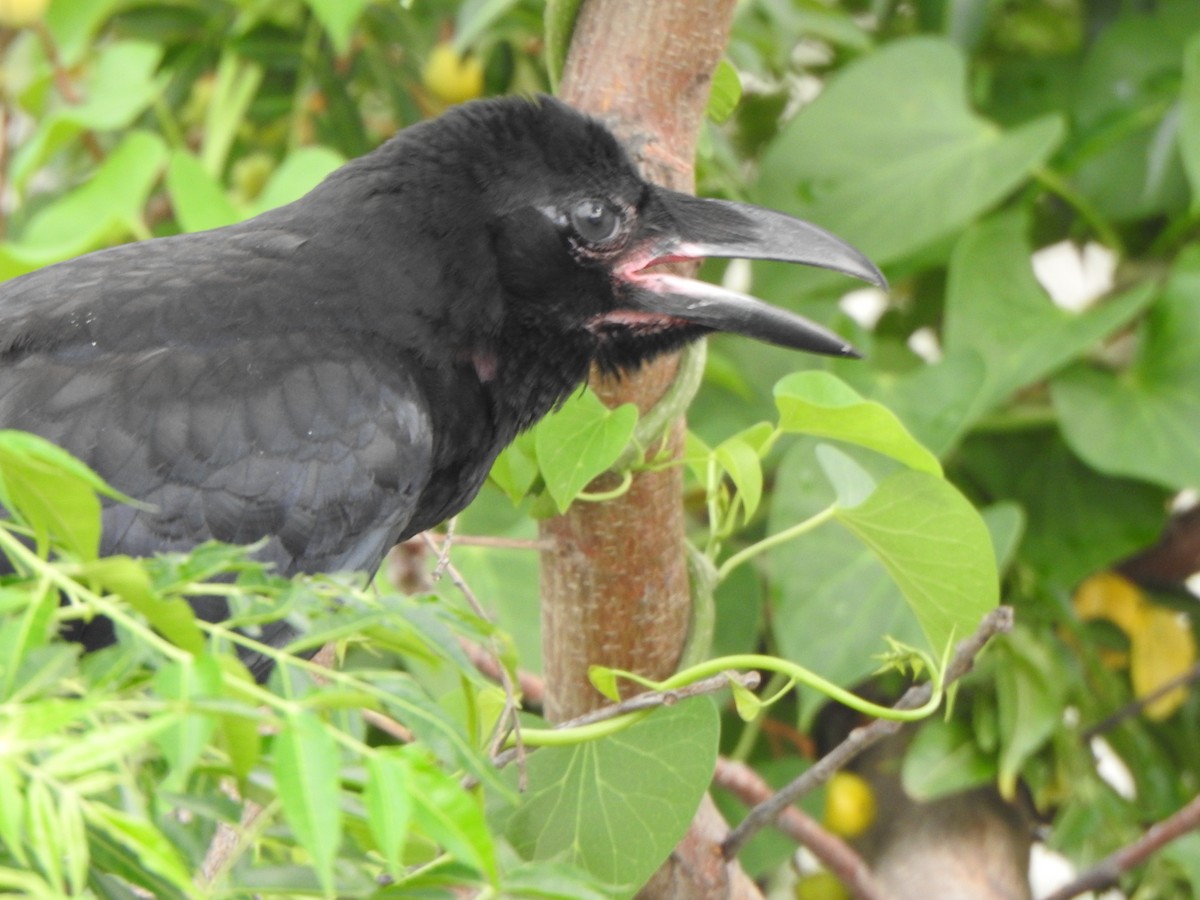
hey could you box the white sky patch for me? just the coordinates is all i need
[908,326,942,363]
[1031,241,1117,312]
[1029,843,1127,899]
[840,287,889,329]
[1091,736,1136,800]
[721,257,753,296]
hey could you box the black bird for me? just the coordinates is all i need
[0,96,883,661]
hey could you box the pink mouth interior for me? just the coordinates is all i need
[588,249,708,335]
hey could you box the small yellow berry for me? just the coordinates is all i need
[822,771,876,839]
[422,42,484,106]
[0,0,50,28]
[795,872,851,900]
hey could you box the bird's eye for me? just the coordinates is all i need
[569,199,622,246]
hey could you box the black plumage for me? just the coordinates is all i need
[0,96,883,660]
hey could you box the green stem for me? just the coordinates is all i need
[518,649,943,748]
[716,503,837,582]
[0,529,190,664]
[1033,166,1123,253]
[727,668,789,762]
[575,468,633,503]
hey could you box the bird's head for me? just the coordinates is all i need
[444,96,885,376]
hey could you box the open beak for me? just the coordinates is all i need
[612,188,886,358]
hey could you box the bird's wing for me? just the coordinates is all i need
[0,228,437,577]
[1,333,433,574]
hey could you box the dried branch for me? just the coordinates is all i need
[714,757,892,900]
[1041,792,1200,900]
[1081,661,1200,741]
[722,607,1014,860]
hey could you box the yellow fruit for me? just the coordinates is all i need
[1131,606,1195,720]
[0,0,49,28]
[822,771,876,839]
[1073,571,1148,637]
[795,872,851,900]
[422,42,484,106]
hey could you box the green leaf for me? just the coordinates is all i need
[303,0,374,56]
[250,146,345,214]
[0,765,27,866]
[1070,2,1198,221]
[153,655,223,790]
[408,747,497,883]
[46,0,127,64]
[84,804,200,898]
[992,631,1065,799]
[714,435,763,523]
[728,675,764,721]
[1052,247,1200,490]
[0,430,119,558]
[0,131,168,279]
[544,0,584,88]
[273,711,343,894]
[707,59,742,123]
[814,443,876,509]
[587,665,621,702]
[754,36,1063,269]
[534,391,637,513]
[25,779,66,891]
[0,583,58,700]
[869,351,988,457]
[166,150,241,233]
[768,440,920,728]
[901,717,996,802]
[832,462,998,656]
[216,655,262,780]
[365,751,413,878]
[10,41,163,189]
[774,371,942,475]
[488,431,539,504]
[78,555,206,654]
[1182,33,1200,209]
[958,429,1168,590]
[42,717,175,779]
[944,212,1157,422]
[372,673,503,794]
[499,699,719,896]
[454,0,522,53]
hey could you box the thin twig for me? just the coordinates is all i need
[423,533,553,551]
[430,517,456,581]
[1041,792,1200,900]
[362,708,414,743]
[421,530,529,786]
[459,638,547,706]
[722,607,1014,860]
[714,758,892,900]
[1081,661,1200,741]
[491,670,761,769]
[34,23,104,162]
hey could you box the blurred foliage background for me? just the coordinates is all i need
[1,0,1199,897]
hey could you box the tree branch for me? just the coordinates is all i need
[722,607,1014,860]
[714,757,893,900]
[1041,792,1200,900]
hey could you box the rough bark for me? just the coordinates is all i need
[541,0,734,721]
[541,3,762,898]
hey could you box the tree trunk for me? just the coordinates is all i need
[542,3,762,897]
[541,0,732,721]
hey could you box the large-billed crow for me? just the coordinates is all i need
[0,96,883,658]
